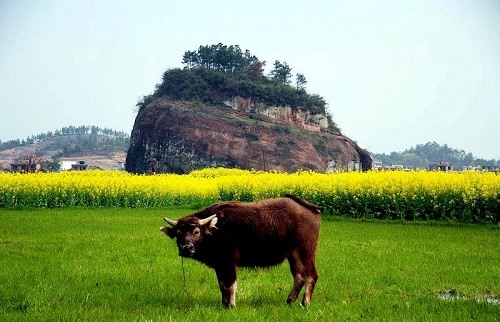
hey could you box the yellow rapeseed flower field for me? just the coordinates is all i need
[0,168,498,223]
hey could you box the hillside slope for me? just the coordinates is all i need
[126,98,371,174]
[0,134,127,171]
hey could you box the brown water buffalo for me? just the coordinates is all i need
[160,194,321,307]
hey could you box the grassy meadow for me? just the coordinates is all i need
[1,207,499,321]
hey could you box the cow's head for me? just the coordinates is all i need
[160,215,218,257]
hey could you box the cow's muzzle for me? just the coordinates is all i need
[179,244,195,257]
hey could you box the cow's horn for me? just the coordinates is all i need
[198,214,217,226]
[163,217,178,227]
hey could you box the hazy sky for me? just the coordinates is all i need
[1,1,499,159]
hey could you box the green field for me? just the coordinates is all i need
[1,208,499,321]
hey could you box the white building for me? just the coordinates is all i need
[59,160,78,171]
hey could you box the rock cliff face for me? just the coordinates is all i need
[223,96,329,131]
[126,98,372,174]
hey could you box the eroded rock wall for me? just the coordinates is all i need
[126,99,371,174]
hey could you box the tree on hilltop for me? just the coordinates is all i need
[296,73,307,90]
[269,60,293,85]
[182,43,263,76]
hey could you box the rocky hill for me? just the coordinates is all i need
[126,44,372,174]
[126,98,372,174]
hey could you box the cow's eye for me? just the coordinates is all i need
[193,228,200,236]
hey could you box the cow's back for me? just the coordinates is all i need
[212,197,320,267]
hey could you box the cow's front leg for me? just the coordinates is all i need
[219,279,237,307]
[216,267,238,308]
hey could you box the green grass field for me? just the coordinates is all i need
[1,208,499,321]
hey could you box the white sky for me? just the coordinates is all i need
[1,0,499,159]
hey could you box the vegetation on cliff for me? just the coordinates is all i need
[137,43,331,119]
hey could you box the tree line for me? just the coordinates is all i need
[181,43,307,89]
[371,141,499,169]
[0,125,130,152]
[182,44,262,75]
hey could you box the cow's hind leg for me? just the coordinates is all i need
[301,258,318,306]
[286,252,305,304]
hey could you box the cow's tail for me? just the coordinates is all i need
[285,194,322,214]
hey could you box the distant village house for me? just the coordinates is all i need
[462,165,499,172]
[429,161,453,172]
[59,160,88,171]
[71,161,88,171]
[10,162,41,173]
[371,160,413,171]
[58,160,125,171]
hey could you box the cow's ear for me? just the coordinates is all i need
[160,226,176,239]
